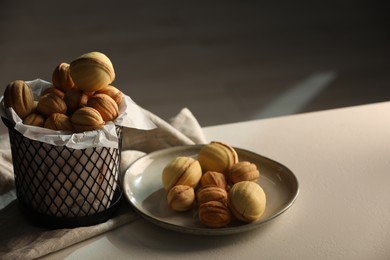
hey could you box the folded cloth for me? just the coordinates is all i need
[0,107,207,260]
[121,107,205,153]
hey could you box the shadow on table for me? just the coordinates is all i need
[105,215,280,255]
[0,199,48,252]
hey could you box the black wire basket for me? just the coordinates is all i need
[2,117,123,228]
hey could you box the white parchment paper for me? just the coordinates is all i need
[0,79,156,149]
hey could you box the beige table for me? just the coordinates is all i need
[42,102,390,260]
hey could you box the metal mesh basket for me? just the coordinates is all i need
[2,117,123,228]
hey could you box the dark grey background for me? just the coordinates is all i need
[1,0,389,134]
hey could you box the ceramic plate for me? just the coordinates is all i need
[123,145,299,235]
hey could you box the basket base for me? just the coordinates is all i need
[18,189,123,229]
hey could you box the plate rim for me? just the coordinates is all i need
[122,144,299,235]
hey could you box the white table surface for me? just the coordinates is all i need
[42,102,390,260]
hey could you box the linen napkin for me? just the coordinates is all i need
[0,107,207,260]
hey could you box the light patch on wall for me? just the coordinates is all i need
[253,71,337,119]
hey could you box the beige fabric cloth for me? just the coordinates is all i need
[0,108,206,260]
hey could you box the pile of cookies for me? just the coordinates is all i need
[162,141,267,228]
[3,52,122,133]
